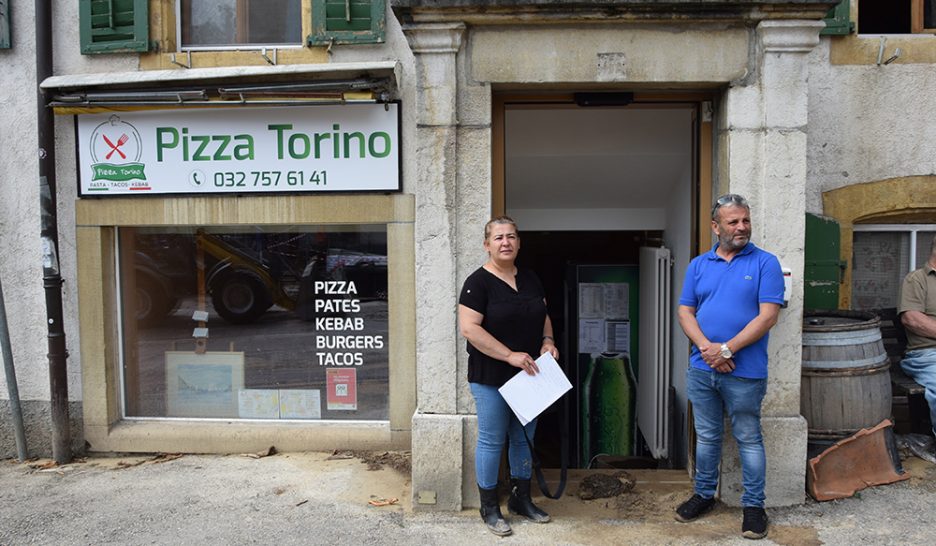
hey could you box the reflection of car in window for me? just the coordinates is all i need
[133,233,387,326]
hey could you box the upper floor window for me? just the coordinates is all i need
[858,0,936,34]
[852,225,936,310]
[179,0,303,49]
[79,0,385,54]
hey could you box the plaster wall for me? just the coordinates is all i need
[806,38,936,215]
[0,0,46,404]
[1,0,109,457]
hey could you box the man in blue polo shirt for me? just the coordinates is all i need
[673,194,784,540]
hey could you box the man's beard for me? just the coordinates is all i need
[719,232,749,251]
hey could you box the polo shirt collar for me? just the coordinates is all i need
[706,241,756,261]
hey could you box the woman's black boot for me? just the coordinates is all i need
[507,478,551,523]
[478,486,512,536]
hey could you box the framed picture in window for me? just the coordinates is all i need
[166,351,245,418]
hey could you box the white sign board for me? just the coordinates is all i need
[76,103,400,196]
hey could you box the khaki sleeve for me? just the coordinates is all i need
[898,271,926,314]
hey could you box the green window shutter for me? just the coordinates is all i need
[0,0,10,50]
[821,0,854,36]
[309,0,385,45]
[80,0,149,54]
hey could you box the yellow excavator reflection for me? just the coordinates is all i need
[197,230,295,324]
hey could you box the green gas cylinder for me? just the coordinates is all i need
[580,352,635,465]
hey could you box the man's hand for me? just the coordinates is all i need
[699,343,735,373]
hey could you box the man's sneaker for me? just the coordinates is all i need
[742,507,768,539]
[674,494,716,522]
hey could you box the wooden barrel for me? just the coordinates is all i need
[801,310,891,455]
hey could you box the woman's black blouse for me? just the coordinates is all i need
[458,266,548,387]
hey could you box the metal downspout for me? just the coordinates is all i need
[36,0,70,464]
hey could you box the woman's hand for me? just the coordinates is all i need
[507,351,539,375]
[540,339,559,360]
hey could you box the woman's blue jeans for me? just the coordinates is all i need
[901,348,936,436]
[470,382,537,489]
[687,367,767,508]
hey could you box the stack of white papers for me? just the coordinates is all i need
[498,352,573,425]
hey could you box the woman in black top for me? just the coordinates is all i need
[458,216,558,536]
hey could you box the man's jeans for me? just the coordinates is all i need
[469,382,537,489]
[900,348,936,436]
[687,367,768,508]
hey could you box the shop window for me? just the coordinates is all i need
[857,0,936,34]
[851,226,936,309]
[119,225,389,421]
[1,0,10,49]
[179,0,302,48]
[79,0,150,54]
[308,0,385,45]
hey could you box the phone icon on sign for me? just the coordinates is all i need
[189,170,205,187]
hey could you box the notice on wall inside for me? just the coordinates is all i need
[326,368,358,411]
[578,282,630,355]
[606,320,631,354]
[75,104,400,196]
[579,318,606,354]
[578,283,629,320]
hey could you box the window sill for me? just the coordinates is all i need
[830,33,936,65]
[139,47,330,70]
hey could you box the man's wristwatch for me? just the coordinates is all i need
[719,343,733,359]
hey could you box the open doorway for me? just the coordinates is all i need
[494,93,713,471]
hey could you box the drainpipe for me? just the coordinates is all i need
[36,0,70,464]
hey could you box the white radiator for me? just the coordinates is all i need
[638,246,671,459]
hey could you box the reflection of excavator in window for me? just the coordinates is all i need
[198,230,295,325]
[133,230,387,326]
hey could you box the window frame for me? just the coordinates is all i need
[176,0,306,51]
[75,193,416,453]
[853,223,936,277]
[912,0,936,33]
[849,224,936,311]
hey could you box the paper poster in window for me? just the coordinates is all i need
[280,389,322,419]
[166,351,245,418]
[326,368,357,411]
[238,389,280,419]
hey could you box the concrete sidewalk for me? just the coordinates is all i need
[1,450,934,545]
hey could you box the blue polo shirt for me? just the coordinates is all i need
[679,242,784,379]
